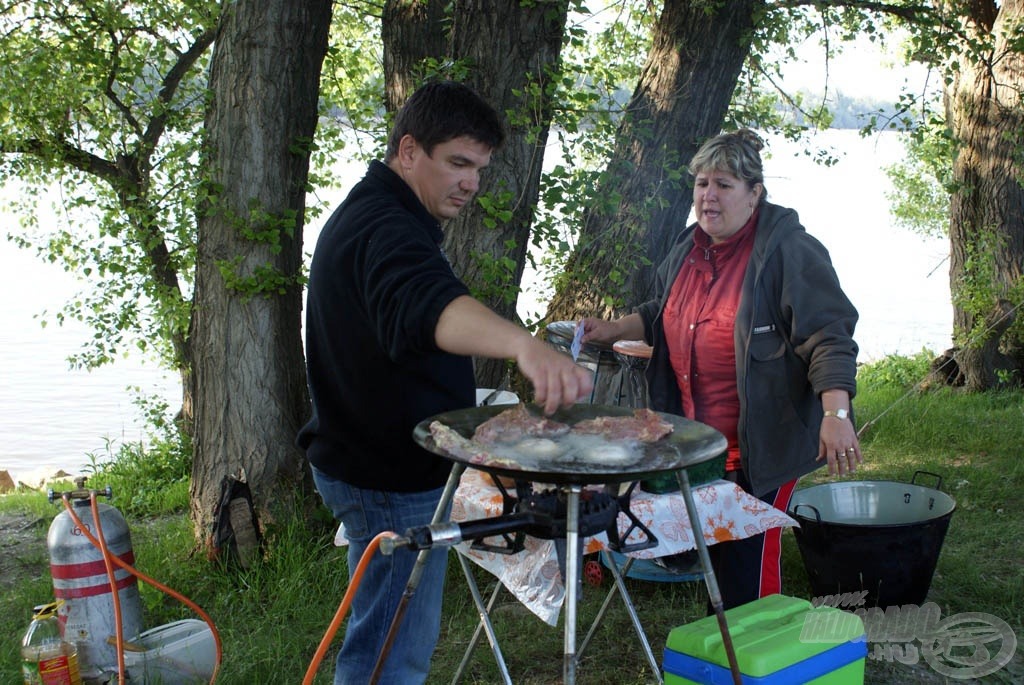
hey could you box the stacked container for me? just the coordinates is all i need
[663,594,867,684]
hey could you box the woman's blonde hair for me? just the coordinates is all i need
[688,129,767,202]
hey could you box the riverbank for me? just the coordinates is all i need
[0,467,82,494]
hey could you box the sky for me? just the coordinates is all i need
[579,1,932,102]
[773,32,931,101]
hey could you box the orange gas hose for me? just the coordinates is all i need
[61,494,223,684]
[89,493,127,681]
[302,531,401,685]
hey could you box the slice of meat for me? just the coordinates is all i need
[429,421,520,470]
[570,408,673,443]
[471,404,571,444]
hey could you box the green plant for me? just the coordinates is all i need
[79,393,191,518]
[855,349,935,389]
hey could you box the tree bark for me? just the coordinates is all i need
[383,0,450,111]
[546,0,763,324]
[189,0,332,550]
[946,0,1024,390]
[445,0,570,388]
[382,0,569,389]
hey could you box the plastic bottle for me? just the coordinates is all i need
[21,602,83,685]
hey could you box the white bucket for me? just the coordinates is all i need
[122,619,216,684]
[475,388,519,406]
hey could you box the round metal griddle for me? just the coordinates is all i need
[413,404,726,485]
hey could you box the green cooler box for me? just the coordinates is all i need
[663,594,866,684]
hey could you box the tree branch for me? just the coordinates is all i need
[144,24,219,151]
[771,0,936,24]
[103,36,144,137]
[0,138,121,183]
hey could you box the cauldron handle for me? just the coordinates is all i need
[911,470,944,491]
[790,503,821,524]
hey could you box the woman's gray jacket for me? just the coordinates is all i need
[636,202,859,496]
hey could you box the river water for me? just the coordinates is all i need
[0,129,951,485]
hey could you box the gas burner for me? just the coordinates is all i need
[468,481,658,556]
[516,488,619,539]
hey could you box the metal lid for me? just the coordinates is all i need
[612,339,653,360]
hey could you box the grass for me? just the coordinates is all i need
[2,352,1023,684]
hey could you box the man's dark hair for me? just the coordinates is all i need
[384,80,505,162]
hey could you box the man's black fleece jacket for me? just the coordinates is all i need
[297,160,474,492]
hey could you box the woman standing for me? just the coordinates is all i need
[580,129,861,608]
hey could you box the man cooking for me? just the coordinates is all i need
[297,79,593,684]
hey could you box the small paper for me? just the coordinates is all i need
[571,321,584,362]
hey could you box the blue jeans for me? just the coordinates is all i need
[312,467,451,685]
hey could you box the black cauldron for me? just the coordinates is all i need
[788,472,956,608]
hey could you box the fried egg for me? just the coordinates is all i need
[515,437,563,459]
[586,443,632,463]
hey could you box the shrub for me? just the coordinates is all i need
[856,349,935,390]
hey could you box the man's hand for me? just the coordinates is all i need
[515,341,594,415]
[434,296,594,414]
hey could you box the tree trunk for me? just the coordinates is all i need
[382,0,450,111]
[946,0,1024,390]
[382,0,569,390]
[546,0,762,325]
[447,0,569,388]
[189,0,332,551]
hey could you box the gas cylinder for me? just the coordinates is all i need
[47,479,143,681]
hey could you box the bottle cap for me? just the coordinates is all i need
[31,600,61,620]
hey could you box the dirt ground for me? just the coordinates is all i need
[1,511,51,592]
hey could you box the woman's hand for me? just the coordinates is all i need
[579,313,644,346]
[816,390,862,476]
[817,416,862,476]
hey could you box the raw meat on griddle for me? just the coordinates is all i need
[429,421,520,469]
[570,408,673,442]
[472,403,571,444]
